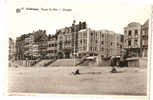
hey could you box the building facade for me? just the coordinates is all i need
[123,20,149,67]
[16,34,27,60]
[141,20,149,57]
[16,30,48,60]
[47,35,57,59]
[9,38,16,60]
[124,22,142,57]
[32,43,39,59]
[78,28,123,59]
[56,20,87,59]
[23,33,34,59]
[35,33,48,59]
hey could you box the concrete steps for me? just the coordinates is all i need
[77,60,98,66]
[34,60,51,67]
[43,59,57,66]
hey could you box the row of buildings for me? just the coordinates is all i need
[55,20,123,60]
[15,30,48,60]
[9,19,149,67]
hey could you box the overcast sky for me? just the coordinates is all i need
[6,0,151,40]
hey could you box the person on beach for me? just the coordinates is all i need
[110,56,118,73]
[72,69,80,75]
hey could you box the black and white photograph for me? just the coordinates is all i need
[6,0,152,99]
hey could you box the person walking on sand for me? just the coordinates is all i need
[110,56,117,73]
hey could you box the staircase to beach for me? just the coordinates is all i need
[76,60,97,66]
[33,59,51,67]
[43,59,57,66]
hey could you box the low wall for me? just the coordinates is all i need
[139,57,148,68]
[127,57,148,67]
[128,60,139,67]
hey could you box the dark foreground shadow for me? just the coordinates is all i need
[110,71,124,73]
[80,72,102,75]
[71,72,102,75]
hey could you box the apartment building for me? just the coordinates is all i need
[123,20,149,67]
[16,30,48,60]
[34,30,48,59]
[141,20,149,57]
[56,20,87,59]
[16,34,29,60]
[98,30,123,58]
[24,33,34,59]
[32,43,39,59]
[124,22,142,57]
[47,35,57,59]
[78,28,123,59]
[9,38,16,60]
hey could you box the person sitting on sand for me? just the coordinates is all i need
[72,69,80,75]
[110,56,118,73]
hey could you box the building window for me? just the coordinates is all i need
[101,41,104,45]
[111,42,113,46]
[134,39,137,45]
[135,30,138,36]
[101,47,104,51]
[121,35,124,42]
[49,44,51,47]
[52,44,54,47]
[120,45,122,49]
[80,40,82,44]
[102,34,104,38]
[128,40,131,46]
[96,40,98,43]
[91,32,93,36]
[84,40,86,43]
[128,30,132,36]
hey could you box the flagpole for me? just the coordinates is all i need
[74,23,75,67]
[73,17,76,67]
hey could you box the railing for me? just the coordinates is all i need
[31,58,42,66]
[43,58,57,66]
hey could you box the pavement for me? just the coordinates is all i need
[8,66,147,96]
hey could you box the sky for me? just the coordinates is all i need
[6,0,151,40]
